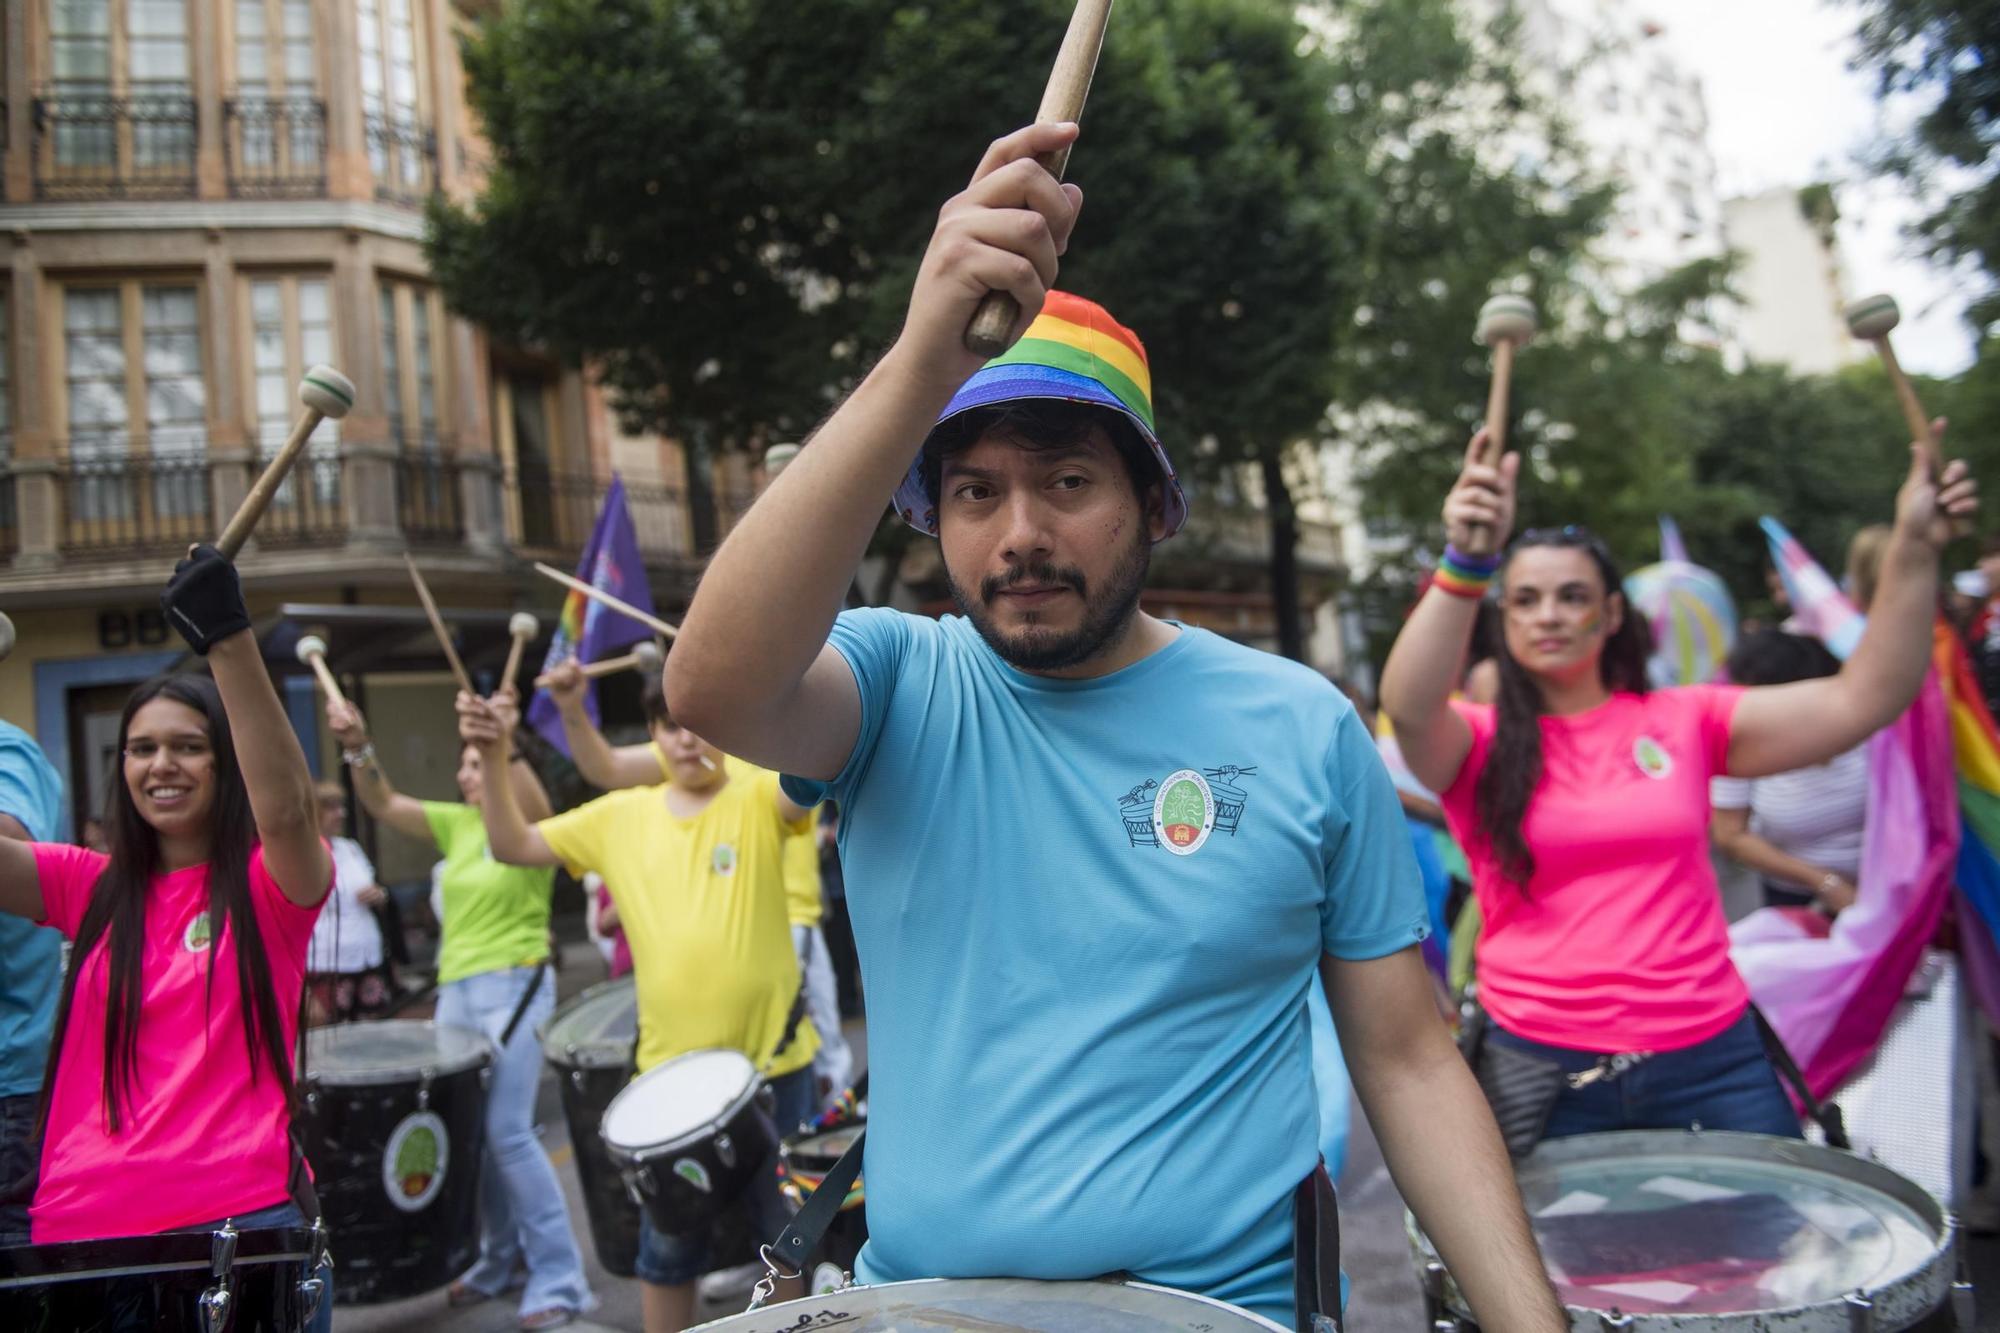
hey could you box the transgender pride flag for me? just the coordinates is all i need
[1730,519,1960,1097]
[526,476,656,757]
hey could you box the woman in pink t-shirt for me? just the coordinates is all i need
[1380,429,1976,1150]
[0,547,331,1281]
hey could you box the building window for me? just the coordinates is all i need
[247,275,339,506]
[493,365,564,548]
[0,294,13,536]
[43,0,197,187]
[62,281,208,521]
[228,0,323,191]
[379,280,443,451]
[357,0,432,199]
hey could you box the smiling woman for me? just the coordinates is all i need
[0,542,336,1328]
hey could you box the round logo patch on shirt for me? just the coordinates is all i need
[383,1111,449,1212]
[711,844,738,877]
[181,912,212,954]
[1633,736,1674,781]
[1153,769,1217,856]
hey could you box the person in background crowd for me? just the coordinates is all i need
[304,781,393,1025]
[327,692,594,1331]
[584,872,632,979]
[0,546,333,1333]
[1710,631,1866,915]
[0,720,65,1246]
[540,659,852,1098]
[1379,427,1975,1147]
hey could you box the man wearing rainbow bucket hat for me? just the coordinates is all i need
[670,123,1562,1332]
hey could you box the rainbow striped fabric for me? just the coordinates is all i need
[1729,520,1962,1097]
[895,291,1188,539]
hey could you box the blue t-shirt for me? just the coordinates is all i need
[0,722,65,1099]
[783,611,1427,1325]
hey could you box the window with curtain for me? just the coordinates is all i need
[141,286,206,517]
[249,276,339,506]
[46,1,194,174]
[62,283,207,524]
[127,0,194,169]
[379,280,442,450]
[357,0,427,193]
[50,0,114,167]
[234,0,320,172]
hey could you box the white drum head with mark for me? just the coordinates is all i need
[686,1277,1289,1330]
[604,1048,757,1153]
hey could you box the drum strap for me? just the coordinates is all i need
[1290,1159,1341,1333]
[499,959,551,1049]
[756,1127,866,1294]
[1749,1004,1850,1150]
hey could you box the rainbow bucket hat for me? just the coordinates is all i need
[893,291,1189,541]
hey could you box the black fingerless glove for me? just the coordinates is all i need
[162,544,252,654]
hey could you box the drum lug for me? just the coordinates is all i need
[200,1222,239,1333]
[299,1274,326,1322]
[717,1133,736,1169]
[1951,1280,1975,1330]
[622,1168,651,1207]
[1597,1313,1633,1332]
[1845,1291,1875,1332]
[210,1222,239,1280]
[571,1068,586,1092]
[1430,1321,1461,1333]
[198,1285,232,1333]
[419,1068,434,1110]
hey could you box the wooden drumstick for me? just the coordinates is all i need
[1846,295,1940,468]
[962,0,1114,358]
[404,555,476,696]
[535,640,663,688]
[532,562,679,640]
[294,634,348,709]
[216,366,355,560]
[500,612,539,697]
[1468,295,1538,558]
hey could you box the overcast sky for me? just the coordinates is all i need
[1649,0,1975,375]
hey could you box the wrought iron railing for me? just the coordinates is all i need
[223,96,327,198]
[33,94,198,200]
[53,450,341,557]
[364,113,438,204]
[396,452,463,545]
[507,467,697,560]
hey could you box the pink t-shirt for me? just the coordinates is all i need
[1440,687,1750,1053]
[30,842,321,1242]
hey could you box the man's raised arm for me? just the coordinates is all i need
[666,122,1084,781]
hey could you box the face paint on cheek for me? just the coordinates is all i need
[1579,612,1605,638]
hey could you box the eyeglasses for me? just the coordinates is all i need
[123,739,213,762]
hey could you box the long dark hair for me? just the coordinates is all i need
[1476,527,1652,890]
[39,675,295,1134]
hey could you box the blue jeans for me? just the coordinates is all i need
[635,1064,817,1287]
[0,1091,39,1247]
[181,1200,333,1333]
[436,965,595,1316]
[1489,1010,1804,1141]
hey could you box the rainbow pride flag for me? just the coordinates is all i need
[1728,521,1961,1098]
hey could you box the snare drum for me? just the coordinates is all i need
[1411,1131,1966,1331]
[0,1222,325,1331]
[299,1020,493,1303]
[686,1277,1290,1330]
[778,1122,868,1293]
[601,1048,776,1238]
[540,975,642,1276]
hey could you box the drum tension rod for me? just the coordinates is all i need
[199,1222,240,1333]
[1844,1291,1875,1332]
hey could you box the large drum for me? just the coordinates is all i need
[778,1122,868,1294]
[1413,1131,1966,1331]
[0,1222,325,1331]
[602,1048,777,1239]
[299,1020,492,1303]
[686,1277,1290,1330]
[540,975,643,1276]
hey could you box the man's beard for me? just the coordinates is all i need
[946,530,1151,673]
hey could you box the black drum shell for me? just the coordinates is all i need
[550,1053,643,1277]
[0,1225,317,1332]
[298,1058,488,1303]
[607,1081,777,1239]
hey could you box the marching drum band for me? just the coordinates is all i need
[0,2,1985,1331]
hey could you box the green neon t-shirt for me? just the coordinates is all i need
[423,801,553,984]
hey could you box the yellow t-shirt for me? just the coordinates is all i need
[653,744,824,928]
[538,769,817,1077]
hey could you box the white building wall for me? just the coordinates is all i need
[1720,188,1859,376]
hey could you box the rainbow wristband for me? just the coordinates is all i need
[1435,545,1499,599]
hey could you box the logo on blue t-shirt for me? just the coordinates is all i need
[1116,765,1257,853]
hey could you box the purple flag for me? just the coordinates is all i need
[527,475,657,756]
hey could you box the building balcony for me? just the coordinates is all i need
[32,93,199,201]
[223,96,327,199]
[55,448,339,557]
[365,113,438,205]
[504,466,702,564]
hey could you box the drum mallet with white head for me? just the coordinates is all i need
[500,612,540,697]
[1469,294,1538,557]
[1846,294,1942,471]
[536,639,663,688]
[294,634,348,709]
[216,367,355,560]
[962,0,1115,358]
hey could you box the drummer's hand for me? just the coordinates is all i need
[546,660,588,710]
[1892,424,1978,553]
[327,698,369,750]
[455,690,506,754]
[1443,428,1519,556]
[488,684,523,737]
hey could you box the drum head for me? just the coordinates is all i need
[1418,1131,1955,1330]
[604,1049,757,1154]
[307,1020,493,1086]
[687,1278,1288,1331]
[540,976,638,1069]
[784,1124,864,1171]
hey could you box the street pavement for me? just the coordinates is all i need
[333,942,1998,1331]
